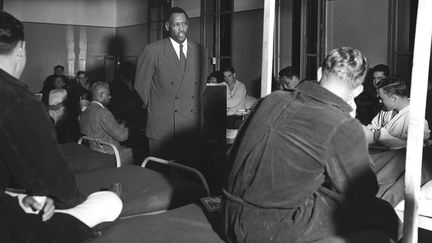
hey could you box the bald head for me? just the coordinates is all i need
[90,82,111,106]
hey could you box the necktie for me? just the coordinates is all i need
[179,44,186,70]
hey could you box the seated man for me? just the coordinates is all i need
[222,66,247,115]
[0,11,122,243]
[277,66,302,90]
[80,82,134,165]
[70,70,91,103]
[223,47,399,242]
[69,71,91,120]
[364,76,430,150]
[372,64,390,88]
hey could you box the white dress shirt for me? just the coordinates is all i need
[169,37,188,60]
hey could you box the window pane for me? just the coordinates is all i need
[220,13,231,57]
[305,56,317,80]
[305,0,318,54]
[395,54,413,82]
[221,0,232,12]
[220,58,231,69]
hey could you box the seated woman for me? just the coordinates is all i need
[47,88,68,125]
[364,76,430,150]
[41,75,69,106]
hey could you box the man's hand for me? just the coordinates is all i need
[22,196,55,221]
[363,125,374,144]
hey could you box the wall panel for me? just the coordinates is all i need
[326,0,389,66]
[232,9,264,97]
[21,22,115,92]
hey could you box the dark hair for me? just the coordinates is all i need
[0,11,24,55]
[278,66,299,79]
[52,75,66,84]
[165,7,189,22]
[372,64,390,77]
[222,66,235,74]
[76,71,87,77]
[376,76,410,98]
[54,65,64,71]
[321,47,368,88]
[208,70,223,83]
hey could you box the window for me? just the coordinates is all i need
[293,0,326,80]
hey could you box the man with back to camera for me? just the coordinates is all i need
[134,7,207,168]
[223,47,399,243]
[0,11,122,243]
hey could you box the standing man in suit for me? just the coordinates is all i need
[135,7,207,168]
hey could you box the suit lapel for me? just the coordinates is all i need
[163,38,184,81]
[185,41,195,74]
[174,41,195,96]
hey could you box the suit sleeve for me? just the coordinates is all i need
[200,45,208,98]
[326,119,378,199]
[134,46,156,108]
[100,110,129,142]
[198,45,208,133]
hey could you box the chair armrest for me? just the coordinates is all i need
[141,156,210,196]
[78,136,121,167]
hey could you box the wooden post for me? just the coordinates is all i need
[403,0,432,242]
[260,0,276,98]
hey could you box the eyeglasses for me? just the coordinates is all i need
[170,21,188,28]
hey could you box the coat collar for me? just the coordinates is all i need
[91,100,105,108]
[0,68,29,90]
[297,81,353,113]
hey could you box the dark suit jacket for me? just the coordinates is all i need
[0,68,85,209]
[134,38,207,142]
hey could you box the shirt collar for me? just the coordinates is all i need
[398,105,409,114]
[0,68,29,90]
[91,100,104,108]
[169,37,188,59]
[297,81,353,113]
